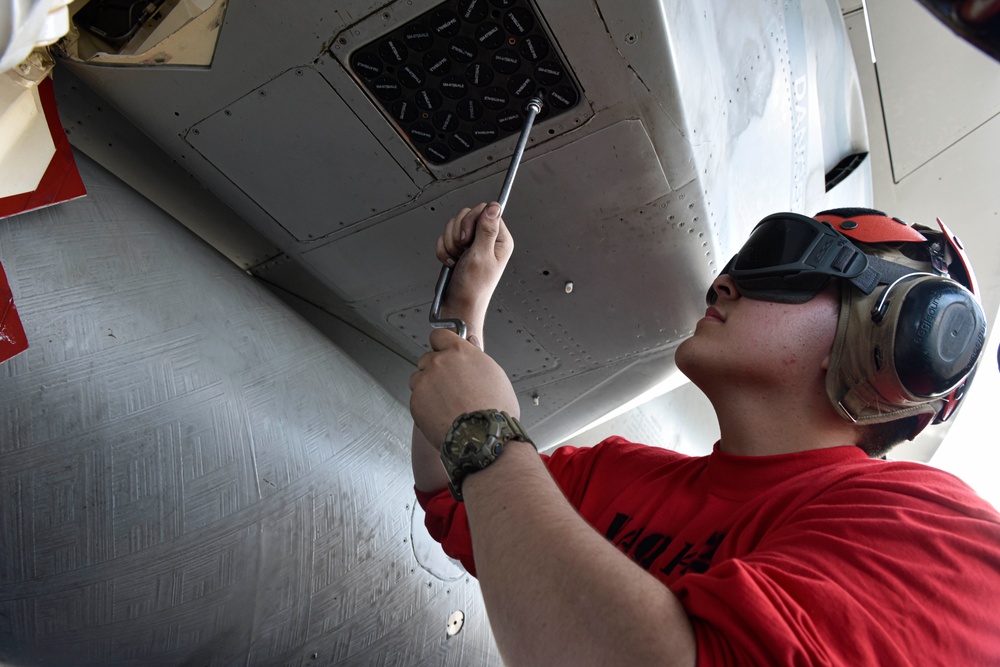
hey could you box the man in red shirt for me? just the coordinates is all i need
[408,202,1000,665]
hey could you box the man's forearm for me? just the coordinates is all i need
[410,307,484,494]
[462,441,697,667]
[411,201,512,492]
[412,423,449,493]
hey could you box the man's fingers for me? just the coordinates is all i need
[440,212,462,260]
[459,203,488,247]
[409,352,427,391]
[439,202,507,261]
[429,327,468,352]
[415,351,429,371]
[495,218,514,262]
[410,331,475,393]
[471,202,502,245]
[435,236,455,268]
[440,205,490,264]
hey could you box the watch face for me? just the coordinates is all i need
[441,410,528,501]
[451,414,490,447]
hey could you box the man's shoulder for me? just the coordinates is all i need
[544,436,700,489]
[829,454,976,491]
[810,454,999,522]
[577,435,698,467]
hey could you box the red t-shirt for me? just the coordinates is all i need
[417,437,1000,665]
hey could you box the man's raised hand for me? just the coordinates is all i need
[435,202,513,349]
[409,328,520,448]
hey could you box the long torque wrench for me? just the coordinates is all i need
[428,96,543,340]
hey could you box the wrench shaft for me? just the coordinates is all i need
[429,97,543,339]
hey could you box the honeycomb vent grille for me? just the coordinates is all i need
[349,0,581,165]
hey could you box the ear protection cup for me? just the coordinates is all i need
[872,275,987,401]
[818,209,987,438]
[829,273,987,433]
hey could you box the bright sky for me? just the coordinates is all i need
[929,304,1000,511]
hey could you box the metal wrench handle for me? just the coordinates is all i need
[429,96,543,340]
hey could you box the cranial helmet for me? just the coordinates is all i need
[814,208,986,438]
[711,207,988,440]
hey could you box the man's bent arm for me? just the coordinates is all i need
[407,205,696,664]
[411,202,512,495]
[462,441,698,667]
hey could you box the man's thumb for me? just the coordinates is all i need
[475,203,502,241]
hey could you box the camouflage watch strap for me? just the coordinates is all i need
[440,410,533,502]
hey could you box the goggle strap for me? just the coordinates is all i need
[848,255,917,295]
[831,246,859,273]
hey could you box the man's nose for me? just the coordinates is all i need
[706,273,740,305]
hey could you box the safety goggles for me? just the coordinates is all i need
[708,212,909,304]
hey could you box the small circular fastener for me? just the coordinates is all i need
[839,220,858,230]
[446,610,465,638]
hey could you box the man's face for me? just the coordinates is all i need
[675,274,841,398]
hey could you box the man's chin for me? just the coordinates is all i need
[673,337,697,379]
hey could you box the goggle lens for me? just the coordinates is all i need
[708,213,868,305]
[735,218,824,271]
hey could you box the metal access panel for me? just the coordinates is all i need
[186,67,421,241]
[333,0,585,170]
[866,0,1000,180]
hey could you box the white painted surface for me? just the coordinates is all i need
[0,78,53,198]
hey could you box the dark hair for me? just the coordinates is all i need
[856,416,923,459]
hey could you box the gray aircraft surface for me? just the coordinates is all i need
[1,0,877,664]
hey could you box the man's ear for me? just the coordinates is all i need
[821,354,831,371]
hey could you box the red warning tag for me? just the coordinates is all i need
[0,261,28,363]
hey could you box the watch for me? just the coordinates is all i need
[440,409,533,501]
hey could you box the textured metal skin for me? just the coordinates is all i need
[0,153,501,666]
